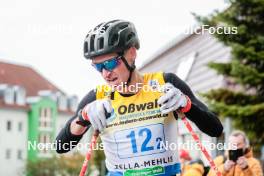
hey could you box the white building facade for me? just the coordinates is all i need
[0,61,79,176]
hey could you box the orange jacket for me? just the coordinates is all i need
[218,149,263,176]
[207,155,225,176]
[182,163,204,176]
[181,164,191,175]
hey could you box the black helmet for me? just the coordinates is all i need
[84,19,140,59]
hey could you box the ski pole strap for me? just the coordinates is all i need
[178,112,222,176]
[79,130,99,176]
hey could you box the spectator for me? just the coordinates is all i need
[218,130,263,176]
[183,159,204,176]
[207,154,227,176]
[180,149,192,175]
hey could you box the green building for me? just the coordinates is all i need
[0,61,78,175]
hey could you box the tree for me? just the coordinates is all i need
[196,0,264,153]
[24,152,85,176]
[91,137,106,175]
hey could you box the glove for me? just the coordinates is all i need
[81,99,113,132]
[158,83,191,114]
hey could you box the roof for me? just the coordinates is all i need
[0,99,30,110]
[0,60,62,97]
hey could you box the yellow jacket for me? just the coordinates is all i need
[218,149,263,176]
[207,155,225,176]
[182,163,204,176]
[181,164,191,175]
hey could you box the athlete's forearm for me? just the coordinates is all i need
[56,90,96,153]
[56,116,88,153]
[185,101,223,137]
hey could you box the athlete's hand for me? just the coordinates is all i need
[81,99,113,132]
[158,83,191,114]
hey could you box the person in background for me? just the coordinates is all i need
[179,149,192,175]
[183,159,204,176]
[207,154,227,176]
[218,130,263,176]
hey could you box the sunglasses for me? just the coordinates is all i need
[92,56,122,72]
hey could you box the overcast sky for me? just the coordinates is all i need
[0,0,228,99]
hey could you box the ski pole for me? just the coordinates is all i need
[79,101,112,176]
[178,112,222,176]
[79,130,99,176]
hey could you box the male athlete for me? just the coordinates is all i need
[56,19,223,176]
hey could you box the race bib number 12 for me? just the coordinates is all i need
[114,123,166,158]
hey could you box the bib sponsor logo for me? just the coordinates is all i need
[124,166,164,176]
[148,79,159,90]
[118,99,159,115]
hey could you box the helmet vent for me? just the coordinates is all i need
[103,20,118,31]
[99,38,104,49]
[84,41,88,53]
[90,35,95,51]
[103,23,111,31]
[109,34,118,46]
[127,32,135,42]
[94,23,103,31]
[119,24,128,30]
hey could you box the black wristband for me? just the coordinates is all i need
[76,109,90,127]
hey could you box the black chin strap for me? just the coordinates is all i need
[120,55,136,86]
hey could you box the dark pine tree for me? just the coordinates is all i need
[196,0,264,153]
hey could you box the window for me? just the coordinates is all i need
[18,122,23,132]
[4,87,15,104]
[57,95,67,110]
[38,133,51,154]
[39,108,52,129]
[17,150,22,160]
[5,149,11,159]
[7,121,11,131]
[14,86,26,105]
